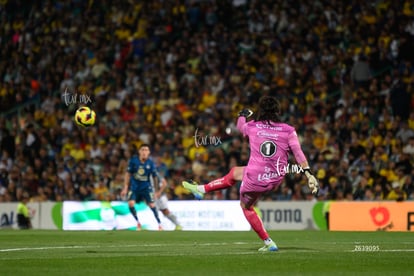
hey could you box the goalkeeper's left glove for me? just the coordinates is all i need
[238,109,254,118]
[303,167,319,196]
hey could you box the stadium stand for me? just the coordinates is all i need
[0,0,413,203]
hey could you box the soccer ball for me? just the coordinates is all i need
[74,106,96,127]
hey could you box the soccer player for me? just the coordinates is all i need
[154,179,183,230]
[183,134,319,199]
[121,144,163,231]
[185,96,319,251]
[153,156,183,230]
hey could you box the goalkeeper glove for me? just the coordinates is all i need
[303,167,319,196]
[238,109,254,118]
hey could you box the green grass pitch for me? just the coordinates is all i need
[1,230,413,276]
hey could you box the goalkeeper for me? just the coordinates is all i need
[183,96,319,252]
[183,109,319,199]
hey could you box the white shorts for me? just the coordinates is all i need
[155,194,169,210]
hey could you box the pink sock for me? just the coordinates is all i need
[204,167,236,192]
[242,207,269,240]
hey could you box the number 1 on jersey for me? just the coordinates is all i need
[260,141,277,157]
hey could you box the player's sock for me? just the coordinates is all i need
[197,185,206,193]
[264,238,274,246]
[204,167,236,193]
[129,206,141,230]
[165,213,180,226]
[129,206,139,222]
[242,206,269,240]
[150,207,161,224]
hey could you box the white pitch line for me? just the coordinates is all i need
[3,243,412,255]
[0,245,92,252]
[0,242,317,255]
[0,242,253,253]
[380,249,414,252]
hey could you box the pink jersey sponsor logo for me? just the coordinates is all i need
[255,123,283,130]
[257,130,279,139]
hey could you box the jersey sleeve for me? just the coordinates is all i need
[287,129,307,164]
[236,116,248,136]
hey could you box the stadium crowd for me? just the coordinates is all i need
[1,0,414,204]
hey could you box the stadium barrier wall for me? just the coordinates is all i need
[3,201,412,231]
[329,201,414,232]
[0,200,329,231]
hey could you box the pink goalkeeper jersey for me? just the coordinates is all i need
[237,116,307,190]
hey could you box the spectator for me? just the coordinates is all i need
[386,181,407,201]
[351,54,372,91]
[396,122,414,144]
[403,136,414,156]
[93,177,110,201]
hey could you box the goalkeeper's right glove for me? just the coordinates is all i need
[238,109,254,118]
[303,167,319,196]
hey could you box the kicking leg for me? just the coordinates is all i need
[204,166,240,192]
[183,166,245,198]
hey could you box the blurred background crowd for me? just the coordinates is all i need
[1,0,414,204]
